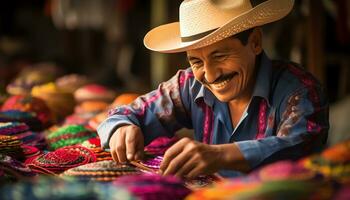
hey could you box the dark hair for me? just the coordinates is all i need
[230,28,255,46]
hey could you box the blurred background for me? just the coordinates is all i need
[0,0,349,145]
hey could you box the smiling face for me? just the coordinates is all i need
[187,28,263,103]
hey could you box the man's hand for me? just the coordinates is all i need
[160,137,223,178]
[109,124,144,163]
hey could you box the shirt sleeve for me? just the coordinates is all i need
[236,86,329,169]
[97,70,193,149]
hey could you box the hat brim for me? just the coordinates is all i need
[144,0,294,53]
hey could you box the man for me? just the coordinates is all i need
[98,0,329,178]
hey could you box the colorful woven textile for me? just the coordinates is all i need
[74,84,116,103]
[185,179,330,200]
[6,63,61,96]
[0,135,23,159]
[0,110,43,131]
[113,174,191,200]
[0,176,136,200]
[0,154,36,181]
[0,122,29,135]
[1,95,53,129]
[63,113,90,126]
[81,137,101,149]
[301,139,350,183]
[255,160,317,182]
[111,93,139,107]
[31,82,76,121]
[74,101,109,115]
[47,125,97,150]
[81,138,112,161]
[21,145,41,159]
[62,160,140,182]
[56,74,91,93]
[139,155,163,170]
[25,145,96,174]
[0,122,47,150]
[144,136,178,155]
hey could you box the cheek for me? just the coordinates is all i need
[193,69,204,82]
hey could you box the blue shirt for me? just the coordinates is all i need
[97,52,329,177]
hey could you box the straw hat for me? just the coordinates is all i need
[144,0,294,53]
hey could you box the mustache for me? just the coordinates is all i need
[202,72,236,85]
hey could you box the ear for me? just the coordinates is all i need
[249,27,263,55]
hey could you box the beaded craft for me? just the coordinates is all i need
[301,139,350,183]
[1,95,53,129]
[25,145,96,174]
[47,125,97,150]
[0,122,47,150]
[0,154,36,180]
[62,160,140,182]
[0,135,24,159]
[0,110,42,131]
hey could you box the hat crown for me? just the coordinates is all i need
[179,0,252,38]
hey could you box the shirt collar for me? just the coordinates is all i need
[194,51,272,107]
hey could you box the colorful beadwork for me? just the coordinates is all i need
[0,154,36,180]
[1,95,53,129]
[47,125,97,150]
[0,135,24,159]
[0,110,42,131]
[62,160,140,182]
[25,145,96,174]
[0,122,47,150]
[301,139,350,183]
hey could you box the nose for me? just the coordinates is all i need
[203,63,220,84]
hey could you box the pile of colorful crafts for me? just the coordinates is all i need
[187,139,350,200]
[1,65,350,199]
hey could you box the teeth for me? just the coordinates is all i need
[211,78,231,89]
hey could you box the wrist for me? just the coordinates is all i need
[214,143,251,172]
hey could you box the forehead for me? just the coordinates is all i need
[186,37,244,57]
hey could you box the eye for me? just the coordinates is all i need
[190,61,203,70]
[213,53,227,60]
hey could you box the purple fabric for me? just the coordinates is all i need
[113,174,191,200]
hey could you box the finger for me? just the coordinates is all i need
[125,129,138,161]
[186,165,204,179]
[163,151,192,176]
[174,156,197,178]
[116,131,127,163]
[109,132,119,163]
[160,138,190,172]
[111,149,120,163]
[134,138,144,161]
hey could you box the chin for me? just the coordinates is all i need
[214,93,236,102]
